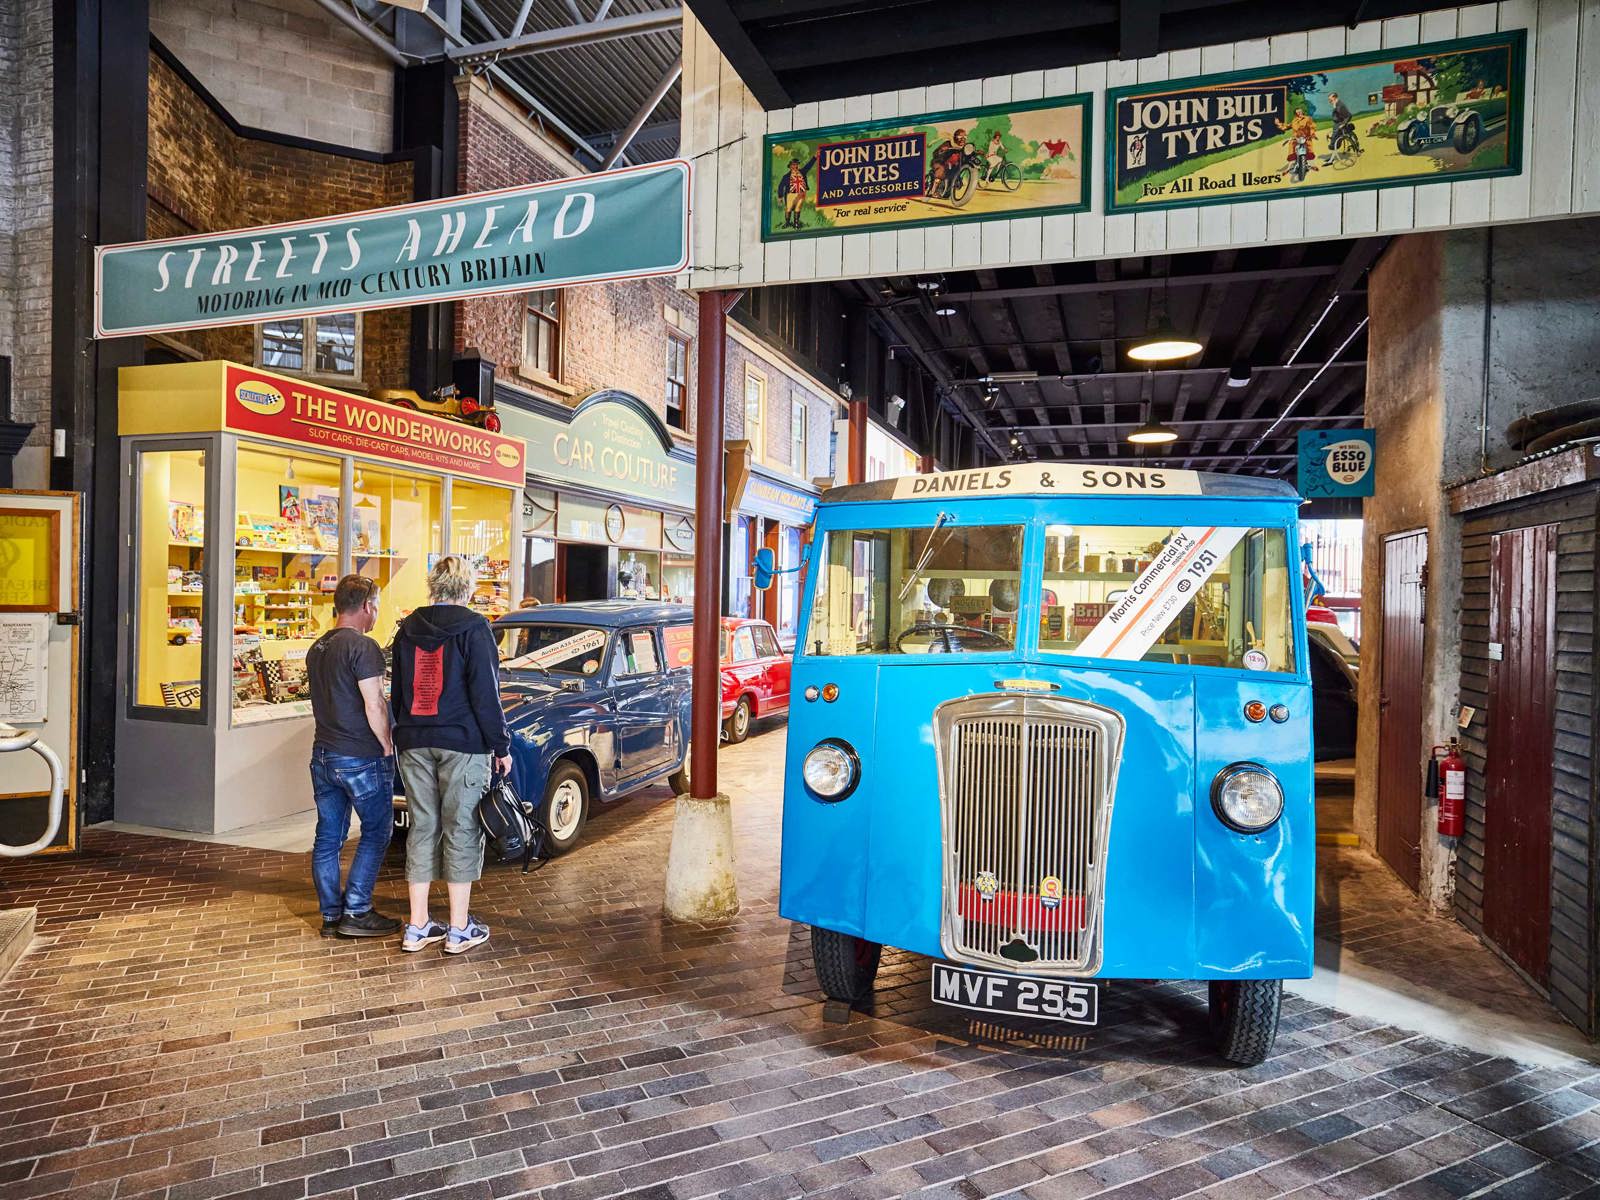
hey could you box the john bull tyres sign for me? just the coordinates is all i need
[94,160,690,338]
[1106,31,1524,214]
[763,96,1091,241]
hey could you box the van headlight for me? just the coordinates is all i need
[1211,762,1284,833]
[802,739,860,802]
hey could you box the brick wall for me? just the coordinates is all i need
[150,0,394,154]
[453,77,838,474]
[0,0,53,482]
[147,51,413,390]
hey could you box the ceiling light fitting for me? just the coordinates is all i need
[1128,325,1204,363]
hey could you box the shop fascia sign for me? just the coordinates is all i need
[496,391,696,511]
[225,364,526,486]
[93,160,690,337]
[741,468,818,526]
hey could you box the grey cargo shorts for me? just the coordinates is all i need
[398,747,490,884]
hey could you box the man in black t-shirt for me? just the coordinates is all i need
[306,575,400,938]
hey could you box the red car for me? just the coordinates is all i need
[720,617,791,743]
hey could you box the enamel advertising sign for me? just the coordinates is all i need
[94,160,690,338]
[762,96,1092,241]
[1297,428,1376,498]
[1105,31,1524,214]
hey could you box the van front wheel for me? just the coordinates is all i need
[1208,978,1282,1066]
[811,926,881,1001]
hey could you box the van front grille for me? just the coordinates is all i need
[935,693,1124,975]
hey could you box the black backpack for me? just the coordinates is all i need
[477,771,548,872]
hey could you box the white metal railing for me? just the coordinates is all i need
[0,724,64,857]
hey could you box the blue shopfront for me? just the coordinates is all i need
[729,465,819,645]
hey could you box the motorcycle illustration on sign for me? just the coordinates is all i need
[1105,31,1524,214]
[763,96,1092,241]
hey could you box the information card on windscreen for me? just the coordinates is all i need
[1076,526,1247,661]
[892,464,1203,500]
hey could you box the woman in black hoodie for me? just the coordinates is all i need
[390,556,511,955]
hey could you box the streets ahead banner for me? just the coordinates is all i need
[94,159,690,338]
[1105,31,1524,214]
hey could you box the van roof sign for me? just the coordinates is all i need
[821,465,1299,504]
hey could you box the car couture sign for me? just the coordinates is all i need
[1105,31,1524,214]
[1297,428,1376,497]
[762,96,1091,241]
[95,160,690,337]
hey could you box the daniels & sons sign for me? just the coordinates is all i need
[94,160,690,338]
[1105,31,1524,214]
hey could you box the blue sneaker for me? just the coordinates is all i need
[401,920,447,952]
[444,915,490,956]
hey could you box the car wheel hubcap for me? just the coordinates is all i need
[549,780,582,839]
[735,705,749,736]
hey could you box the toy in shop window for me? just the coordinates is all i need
[167,618,201,646]
[373,384,502,433]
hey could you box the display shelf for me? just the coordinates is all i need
[168,589,204,597]
[236,544,331,555]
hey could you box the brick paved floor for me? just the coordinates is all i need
[5,722,1600,1200]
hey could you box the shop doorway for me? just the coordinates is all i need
[1481,524,1558,983]
[563,543,611,602]
[1376,530,1427,892]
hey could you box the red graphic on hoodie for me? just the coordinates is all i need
[411,645,444,716]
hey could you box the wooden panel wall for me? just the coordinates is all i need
[682,2,1600,289]
[1456,490,1598,1033]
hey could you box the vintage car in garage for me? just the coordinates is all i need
[720,616,792,743]
[393,601,694,855]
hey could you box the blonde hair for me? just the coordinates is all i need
[427,555,476,605]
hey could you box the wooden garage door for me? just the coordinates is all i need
[1481,524,1558,983]
[1376,531,1427,892]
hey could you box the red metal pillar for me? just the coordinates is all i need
[848,399,868,484]
[691,290,727,798]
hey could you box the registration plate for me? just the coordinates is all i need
[930,962,1099,1025]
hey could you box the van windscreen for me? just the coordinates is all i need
[805,524,1025,656]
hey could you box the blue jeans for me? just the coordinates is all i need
[310,748,395,920]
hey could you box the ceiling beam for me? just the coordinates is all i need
[937,264,1339,304]
[446,8,683,63]
[993,413,1365,433]
[685,0,792,108]
[945,358,1365,391]
[602,53,683,168]
[1120,0,1161,60]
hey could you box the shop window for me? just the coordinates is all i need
[744,367,766,462]
[729,515,752,617]
[666,334,690,430]
[779,525,803,640]
[232,444,344,723]
[523,289,561,379]
[524,536,556,605]
[453,480,514,619]
[256,313,361,380]
[790,398,808,475]
[662,554,694,604]
[133,446,210,716]
[617,550,662,601]
[351,463,444,646]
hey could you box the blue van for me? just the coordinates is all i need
[778,464,1311,1065]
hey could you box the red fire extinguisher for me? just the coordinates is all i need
[1430,740,1466,837]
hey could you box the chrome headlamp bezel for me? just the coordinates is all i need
[1210,761,1285,833]
[802,738,860,802]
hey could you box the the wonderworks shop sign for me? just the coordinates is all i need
[94,160,690,338]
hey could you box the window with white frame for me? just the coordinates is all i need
[666,333,690,430]
[790,396,808,475]
[522,289,561,379]
[257,313,361,379]
[744,366,766,462]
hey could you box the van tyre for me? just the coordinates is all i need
[1209,978,1282,1066]
[811,926,881,1002]
[724,697,752,744]
[541,760,589,855]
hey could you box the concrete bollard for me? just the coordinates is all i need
[662,791,739,923]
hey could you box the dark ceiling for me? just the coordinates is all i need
[687,0,1472,108]
[847,237,1385,477]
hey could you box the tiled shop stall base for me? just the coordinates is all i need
[3,727,1600,1200]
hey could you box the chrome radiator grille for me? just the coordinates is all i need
[935,693,1124,975]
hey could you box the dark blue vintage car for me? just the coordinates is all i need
[394,601,695,854]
